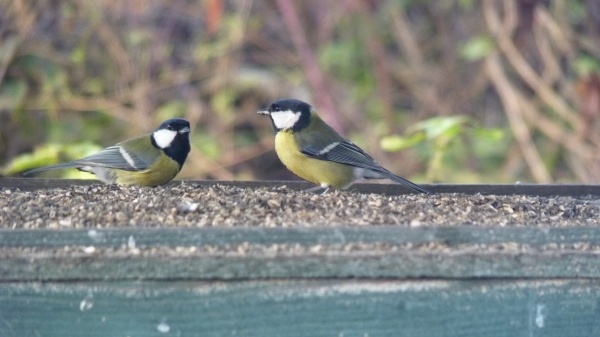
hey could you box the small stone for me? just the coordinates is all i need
[82,246,96,254]
[177,201,199,213]
[267,199,281,208]
[59,219,72,227]
[410,219,422,227]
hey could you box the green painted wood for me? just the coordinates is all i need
[2,248,600,281]
[2,177,600,196]
[2,178,600,335]
[2,226,600,281]
[1,280,599,337]
[2,226,600,248]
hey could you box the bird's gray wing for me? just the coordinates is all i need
[301,140,430,194]
[300,140,382,171]
[73,145,151,171]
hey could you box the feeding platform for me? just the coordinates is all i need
[1,178,599,336]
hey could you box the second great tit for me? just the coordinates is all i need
[258,99,429,194]
[23,118,191,187]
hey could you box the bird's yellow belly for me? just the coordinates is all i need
[115,169,177,186]
[275,132,354,188]
[114,155,180,186]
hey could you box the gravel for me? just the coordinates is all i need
[1,182,599,229]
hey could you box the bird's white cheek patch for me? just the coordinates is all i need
[271,110,301,130]
[153,129,177,149]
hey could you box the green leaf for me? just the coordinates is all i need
[62,143,103,160]
[192,132,221,160]
[3,144,61,176]
[82,78,106,95]
[380,133,426,152]
[460,36,495,61]
[0,79,27,109]
[3,143,102,176]
[412,115,469,140]
[71,44,86,64]
[211,90,236,121]
[458,0,476,10]
[573,55,600,76]
[156,101,187,121]
[472,127,505,141]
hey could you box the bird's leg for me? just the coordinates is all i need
[304,183,331,195]
[304,185,323,193]
[319,187,331,195]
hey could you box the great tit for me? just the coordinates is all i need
[258,99,429,194]
[23,118,191,187]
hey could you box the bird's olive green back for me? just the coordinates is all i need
[292,108,346,151]
[118,135,161,167]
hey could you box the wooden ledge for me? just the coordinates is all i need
[1,226,600,281]
[2,177,600,196]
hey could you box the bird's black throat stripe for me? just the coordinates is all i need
[150,135,160,149]
[291,110,311,132]
[153,134,190,169]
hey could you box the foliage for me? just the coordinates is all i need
[3,143,102,177]
[381,116,509,182]
[1,0,599,183]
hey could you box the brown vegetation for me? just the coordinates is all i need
[0,0,599,183]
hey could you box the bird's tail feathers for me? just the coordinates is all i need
[372,168,430,194]
[21,162,80,176]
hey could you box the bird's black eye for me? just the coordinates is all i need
[273,105,281,112]
[167,124,174,130]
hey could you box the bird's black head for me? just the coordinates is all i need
[257,98,312,132]
[151,118,191,168]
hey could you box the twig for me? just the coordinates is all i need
[275,0,342,132]
[389,8,451,117]
[485,52,551,183]
[484,0,581,129]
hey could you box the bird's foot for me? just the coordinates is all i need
[304,184,331,195]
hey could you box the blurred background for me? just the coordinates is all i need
[1,0,599,184]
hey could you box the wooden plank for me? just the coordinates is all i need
[2,226,600,281]
[2,178,599,336]
[2,248,600,281]
[2,177,600,196]
[2,226,600,248]
[0,280,599,337]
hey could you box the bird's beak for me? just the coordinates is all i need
[257,108,270,115]
[179,127,190,134]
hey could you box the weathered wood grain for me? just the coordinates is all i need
[4,249,600,281]
[1,280,599,337]
[3,249,600,281]
[2,226,600,248]
[2,177,600,336]
[1,227,600,281]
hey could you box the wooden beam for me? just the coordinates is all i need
[2,226,600,248]
[0,280,599,337]
[2,226,600,281]
[2,178,600,336]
